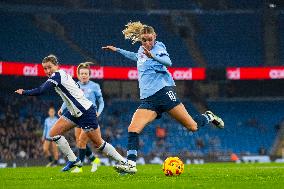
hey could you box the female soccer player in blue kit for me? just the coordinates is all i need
[103,21,224,174]
[59,62,104,173]
[15,55,125,172]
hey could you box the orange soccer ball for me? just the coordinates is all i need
[162,157,184,176]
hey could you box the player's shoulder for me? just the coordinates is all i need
[89,80,101,88]
[155,41,166,49]
[50,70,64,79]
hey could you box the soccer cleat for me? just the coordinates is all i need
[71,167,83,173]
[205,111,224,129]
[61,158,82,172]
[91,160,98,172]
[113,162,137,174]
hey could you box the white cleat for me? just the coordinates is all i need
[205,111,224,129]
[91,162,98,172]
[71,167,83,173]
[113,162,137,174]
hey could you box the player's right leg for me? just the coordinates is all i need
[43,140,53,167]
[114,109,157,174]
[49,116,81,172]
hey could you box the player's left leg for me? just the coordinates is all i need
[85,127,125,164]
[51,141,59,166]
[167,103,224,130]
[43,140,53,167]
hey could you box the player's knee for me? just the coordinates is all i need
[43,148,49,154]
[49,129,56,138]
[93,139,104,149]
[77,138,87,148]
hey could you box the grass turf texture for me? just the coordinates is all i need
[1,163,283,189]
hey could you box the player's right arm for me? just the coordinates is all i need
[15,81,55,96]
[102,45,138,62]
[15,72,60,96]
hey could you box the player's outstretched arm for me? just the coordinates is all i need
[14,81,55,96]
[102,45,117,52]
[102,45,138,62]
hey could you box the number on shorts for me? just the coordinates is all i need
[166,91,176,101]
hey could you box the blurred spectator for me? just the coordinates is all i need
[156,125,167,140]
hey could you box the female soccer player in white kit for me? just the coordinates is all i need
[15,55,126,172]
[103,21,224,174]
[59,62,104,173]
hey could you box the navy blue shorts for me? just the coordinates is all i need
[138,86,181,119]
[62,105,98,131]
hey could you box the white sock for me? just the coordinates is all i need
[54,136,77,161]
[98,141,126,163]
[202,114,210,123]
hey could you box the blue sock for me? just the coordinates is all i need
[78,148,87,162]
[86,145,95,161]
[194,114,209,128]
[127,132,139,162]
[85,145,92,157]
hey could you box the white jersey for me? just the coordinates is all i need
[48,70,92,117]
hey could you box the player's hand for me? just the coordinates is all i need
[102,46,117,52]
[57,109,62,116]
[96,112,99,117]
[15,89,24,95]
[142,46,153,58]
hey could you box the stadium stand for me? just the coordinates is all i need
[0,12,83,64]
[0,10,265,67]
[195,13,263,67]
[279,13,284,65]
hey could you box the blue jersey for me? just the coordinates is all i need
[43,117,58,140]
[117,41,175,99]
[61,81,104,115]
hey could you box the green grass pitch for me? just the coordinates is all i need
[1,163,283,189]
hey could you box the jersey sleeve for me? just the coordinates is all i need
[155,42,170,57]
[22,80,55,96]
[116,48,138,62]
[42,119,47,138]
[152,42,172,66]
[94,85,104,116]
[47,72,61,86]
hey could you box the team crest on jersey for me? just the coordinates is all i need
[138,53,147,66]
